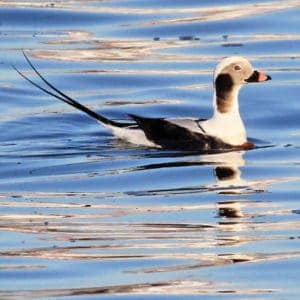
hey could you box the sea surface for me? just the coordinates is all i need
[0,1,300,299]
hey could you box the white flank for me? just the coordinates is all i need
[106,124,159,148]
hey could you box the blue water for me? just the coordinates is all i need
[0,1,300,299]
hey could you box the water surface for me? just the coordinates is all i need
[0,1,300,299]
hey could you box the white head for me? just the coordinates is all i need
[214,56,253,84]
[213,56,271,113]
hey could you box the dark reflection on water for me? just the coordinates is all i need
[0,0,300,299]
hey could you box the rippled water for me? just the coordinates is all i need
[0,1,300,299]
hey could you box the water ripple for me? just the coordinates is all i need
[0,0,300,299]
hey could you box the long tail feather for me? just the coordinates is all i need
[16,52,121,127]
[12,64,75,104]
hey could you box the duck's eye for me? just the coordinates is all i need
[234,65,242,71]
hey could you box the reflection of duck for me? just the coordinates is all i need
[208,151,263,220]
[15,53,271,151]
[207,150,288,196]
[203,150,246,193]
[205,151,247,219]
[218,200,244,218]
[206,148,270,225]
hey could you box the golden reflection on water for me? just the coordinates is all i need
[0,281,277,298]
[32,33,300,63]
[1,152,299,269]
[137,1,300,26]
[1,0,299,17]
[1,153,299,296]
[5,2,299,64]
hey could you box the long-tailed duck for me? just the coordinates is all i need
[15,53,271,151]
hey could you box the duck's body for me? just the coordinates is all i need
[15,54,271,151]
[107,116,234,150]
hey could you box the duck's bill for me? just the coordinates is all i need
[245,70,272,83]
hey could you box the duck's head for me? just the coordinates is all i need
[213,56,271,113]
[214,56,271,86]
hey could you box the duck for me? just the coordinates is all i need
[14,53,271,152]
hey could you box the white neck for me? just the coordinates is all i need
[202,86,247,146]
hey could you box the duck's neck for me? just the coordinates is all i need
[202,85,247,146]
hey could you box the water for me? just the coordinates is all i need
[0,1,300,299]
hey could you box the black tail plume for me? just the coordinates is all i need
[15,51,121,127]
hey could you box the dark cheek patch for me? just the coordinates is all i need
[215,73,234,113]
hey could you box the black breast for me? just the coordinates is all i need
[215,73,234,113]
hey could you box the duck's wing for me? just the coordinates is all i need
[129,114,229,150]
[166,118,208,134]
